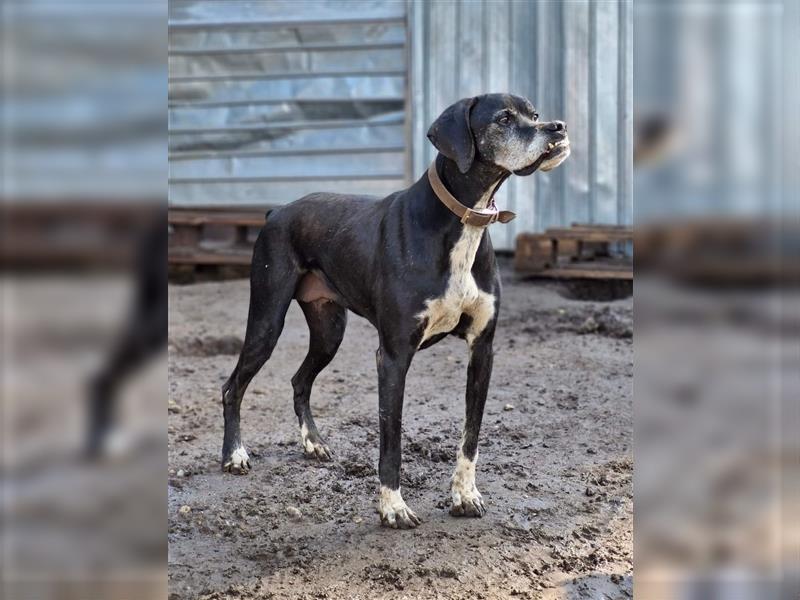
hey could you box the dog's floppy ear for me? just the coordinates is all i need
[427,97,477,174]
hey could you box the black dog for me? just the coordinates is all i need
[88,214,167,457]
[221,93,570,528]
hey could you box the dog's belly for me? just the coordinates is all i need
[294,272,340,303]
[417,225,495,347]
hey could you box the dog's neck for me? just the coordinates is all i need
[405,154,509,235]
[435,154,508,210]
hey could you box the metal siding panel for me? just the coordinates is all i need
[563,0,590,226]
[594,0,620,224]
[168,1,408,207]
[168,1,406,27]
[534,0,564,233]
[426,1,448,171]
[588,0,598,224]
[169,21,406,53]
[408,0,427,179]
[407,0,633,249]
[617,0,632,226]
[483,0,513,249]
[499,0,518,252]
[169,151,406,179]
[554,1,568,229]
[457,1,484,98]
[418,1,432,172]
[170,178,405,205]
[432,0,458,126]
[508,0,537,243]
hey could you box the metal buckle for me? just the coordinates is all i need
[461,208,498,227]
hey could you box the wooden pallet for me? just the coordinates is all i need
[1,202,159,269]
[635,219,794,285]
[168,207,267,267]
[515,223,633,280]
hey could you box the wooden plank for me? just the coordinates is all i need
[168,248,252,265]
[533,268,632,280]
[168,209,266,227]
[1,240,133,267]
[517,259,632,280]
[514,233,553,272]
[515,226,631,280]
[570,222,631,230]
[170,224,202,247]
[543,228,632,242]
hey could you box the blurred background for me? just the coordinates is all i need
[634,1,798,599]
[1,0,798,598]
[1,1,167,598]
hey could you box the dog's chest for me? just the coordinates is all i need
[417,225,495,347]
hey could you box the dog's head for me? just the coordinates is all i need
[427,93,570,175]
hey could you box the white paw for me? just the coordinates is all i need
[300,424,333,461]
[102,429,134,459]
[378,486,421,529]
[302,438,333,461]
[223,446,251,474]
[450,451,486,517]
[450,485,486,517]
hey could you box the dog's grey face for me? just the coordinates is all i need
[427,93,570,175]
[472,94,571,175]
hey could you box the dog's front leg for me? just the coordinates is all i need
[451,323,496,517]
[375,344,421,529]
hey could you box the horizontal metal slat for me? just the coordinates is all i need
[168,41,405,56]
[169,144,405,161]
[169,69,406,83]
[168,15,405,30]
[170,173,403,184]
[169,116,404,134]
[168,97,405,109]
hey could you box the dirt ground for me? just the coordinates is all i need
[167,259,633,600]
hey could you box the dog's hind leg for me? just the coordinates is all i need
[221,234,297,474]
[292,298,347,461]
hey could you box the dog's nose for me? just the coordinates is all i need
[545,120,566,133]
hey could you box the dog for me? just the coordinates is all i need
[88,213,167,457]
[221,93,570,529]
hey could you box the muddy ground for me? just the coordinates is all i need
[168,259,633,599]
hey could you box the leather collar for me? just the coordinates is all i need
[427,161,516,227]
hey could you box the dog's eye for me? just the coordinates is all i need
[497,113,511,125]
[533,113,539,121]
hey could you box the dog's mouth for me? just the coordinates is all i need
[513,140,570,176]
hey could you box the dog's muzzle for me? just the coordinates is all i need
[513,137,571,176]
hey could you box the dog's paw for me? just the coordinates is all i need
[86,428,134,461]
[303,440,333,461]
[300,424,333,461]
[450,487,486,518]
[378,486,421,529]
[222,446,251,474]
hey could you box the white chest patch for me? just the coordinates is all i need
[417,204,496,347]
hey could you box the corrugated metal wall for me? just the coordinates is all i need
[169,0,632,251]
[409,0,632,250]
[168,0,408,205]
[633,2,782,222]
